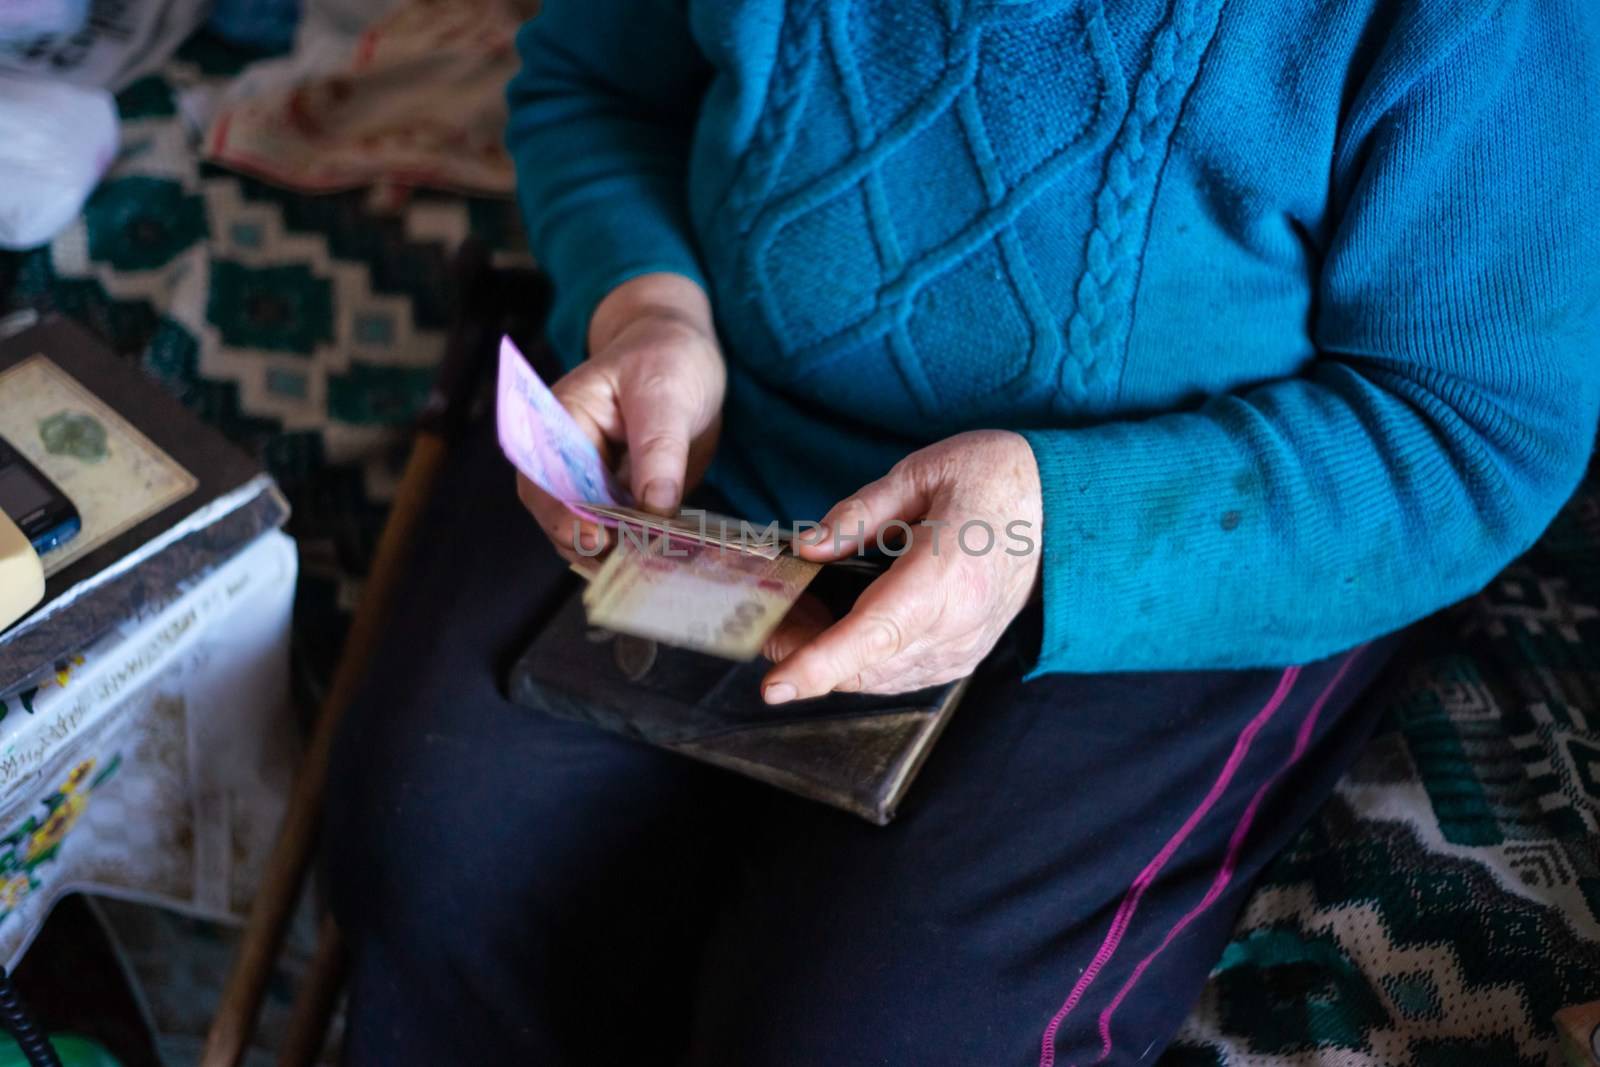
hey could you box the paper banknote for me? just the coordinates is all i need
[583,535,820,660]
[496,337,627,508]
[580,502,784,559]
[499,333,830,658]
[497,337,791,557]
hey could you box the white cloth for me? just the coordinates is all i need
[196,0,527,196]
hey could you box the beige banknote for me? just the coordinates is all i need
[583,534,820,659]
[578,502,785,559]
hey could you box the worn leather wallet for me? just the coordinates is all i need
[505,564,968,824]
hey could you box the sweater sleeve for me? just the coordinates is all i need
[1019,0,1600,674]
[505,0,711,368]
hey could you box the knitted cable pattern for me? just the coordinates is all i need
[1060,0,1229,407]
[726,0,823,234]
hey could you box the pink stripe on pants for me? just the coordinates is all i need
[1088,648,1364,1064]
[1037,666,1302,1067]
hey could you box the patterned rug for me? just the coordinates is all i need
[0,31,526,690]
[1,33,1595,1067]
[1168,481,1600,1066]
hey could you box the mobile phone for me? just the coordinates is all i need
[0,436,80,554]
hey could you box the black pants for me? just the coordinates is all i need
[324,422,1393,1066]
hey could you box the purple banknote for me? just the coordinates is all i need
[496,336,628,509]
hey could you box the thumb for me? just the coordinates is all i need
[796,461,933,562]
[619,377,702,513]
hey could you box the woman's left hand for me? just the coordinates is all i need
[761,430,1043,702]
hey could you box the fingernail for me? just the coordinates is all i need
[810,524,830,545]
[643,479,679,511]
[763,682,796,705]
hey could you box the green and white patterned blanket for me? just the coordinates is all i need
[1,35,1595,1066]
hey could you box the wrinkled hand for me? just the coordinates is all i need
[762,430,1043,701]
[517,273,725,560]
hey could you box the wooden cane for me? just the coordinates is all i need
[275,916,347,1067]
[202,244,549,1067]
[201,428,446,1067]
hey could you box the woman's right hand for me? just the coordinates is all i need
[517,272,727,562]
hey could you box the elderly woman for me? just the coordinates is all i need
[325,1,1599,1063]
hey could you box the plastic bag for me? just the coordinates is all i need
[0,0,207,89]
[0,0,88,44]
[0,72,117,251]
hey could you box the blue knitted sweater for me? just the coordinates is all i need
[506,0,1600,674]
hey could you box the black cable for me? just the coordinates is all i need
[0,967,61,1067]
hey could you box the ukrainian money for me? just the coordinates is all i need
[498,336,783,560]
[580,502,784,559]
[496,336,627,507]
[583,535,820,660]
[499,333,826,657]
